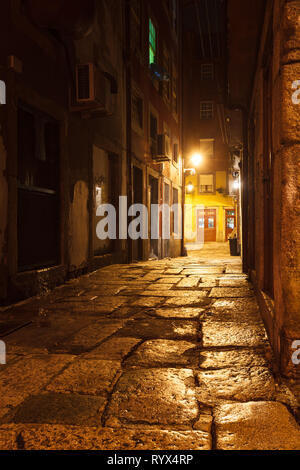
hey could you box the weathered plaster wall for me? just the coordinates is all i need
[0,118,8,300]
[69,180,89,270]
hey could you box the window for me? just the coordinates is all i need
[173,143,179,163]
[200,102,214,119]
[201,63,214,80]
[171,187,179,234]
[162,45,171,101]
[200,139,215,159]
[149,18,156,64]
[150,112,158,140]
[172,0,178,33]
[132,91,143,131]
[131,1,142,54]
[172,62,178,114]
[150,112,158,156]
[18,104,59,191]
[199,174,214,193]
[208,217,215,228]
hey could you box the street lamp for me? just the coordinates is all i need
[191,152,203,167]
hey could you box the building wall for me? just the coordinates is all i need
[247,0,300,378]
[0,0,127,302]
[0,0,184,304]
[185,173,236,243]
[128,0,183,261]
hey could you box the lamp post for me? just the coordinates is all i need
[183,152,203,254]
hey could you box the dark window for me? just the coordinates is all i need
[162,46,171,101]
[172,0,178,33]
[200,101,214,120]
[18,105,59,191]
[172,187,179,234]
[172,64,178,114]
[131,0,142,54]
[132,93,143,130]
[173,143,179,163]
[150,113,158,140]
[200,139,215,159]
[201,63,214,80]
[150,112,158,157]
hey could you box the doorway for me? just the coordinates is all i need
[132,166,143,261]
[262,41,274,297]
[197,209,216,242]
[93,147,119,256]
[225,209,236,240]
[17,103,60,271]
[163,183,170,257]
[149,175,159,258]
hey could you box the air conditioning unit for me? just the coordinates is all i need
[154,134,171,162]
[73,63,112,115]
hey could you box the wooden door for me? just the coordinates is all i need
[225,209,236,240]
[197,209,216,242]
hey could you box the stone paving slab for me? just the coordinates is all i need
[105,368,199,429]
[0,355,75,419]
[214,402,300,450]
[49,320,125,354]
[164,295,210,307]
[131,297,165,307]
[149,307,205,319]
[195,366,275,405]
[124,340,198,368]
[177,277,201,288]
[199,349,269,370]
[140,290,209,297]
[46,359,121,396]
[116,318,200,341]
[202,320,267,348]
[84,337,141,360]
[0,424,211,450]
[11,393,106,426]
[209,287,254,298]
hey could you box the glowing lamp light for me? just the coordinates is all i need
[233,180,240,190]
[191,152,203,167]
[187,182,194,193]
[0,81,6,105]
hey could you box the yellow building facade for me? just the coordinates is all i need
[184,170,236,245]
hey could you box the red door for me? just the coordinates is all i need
[225,209,236,240]
[197,209,216,242]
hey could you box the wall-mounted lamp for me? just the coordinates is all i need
[0,81,6,105]
[233,180,240,190]
[186,182,194,193]
[184,168,196,175]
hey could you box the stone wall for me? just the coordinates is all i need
[249,0,300,378]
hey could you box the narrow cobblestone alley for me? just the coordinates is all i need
[0,244,299,450]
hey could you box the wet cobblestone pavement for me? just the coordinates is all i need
[0,245,299,450]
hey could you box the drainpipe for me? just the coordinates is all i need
[228,105,249,273]
[180,1,185,256]
[125,0,132,263]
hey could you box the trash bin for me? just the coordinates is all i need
[229,237,238,256]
